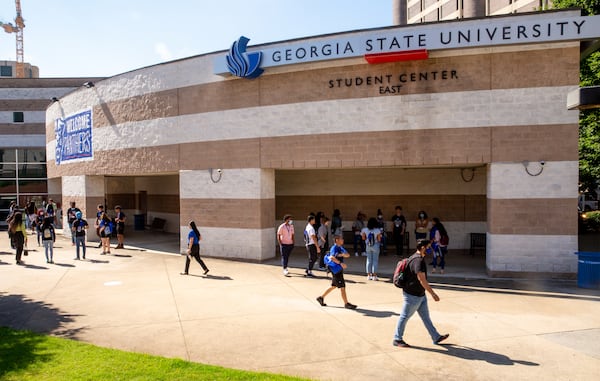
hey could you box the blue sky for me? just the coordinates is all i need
[0,0,393,78]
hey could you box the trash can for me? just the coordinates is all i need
[134,214,146,231]
[574,251,600,289]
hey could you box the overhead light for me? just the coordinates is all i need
[83,81,95,88]
[51,97,59,103]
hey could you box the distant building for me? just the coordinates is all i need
[393,0,553,25]
[0,60,102,226]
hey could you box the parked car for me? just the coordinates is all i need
[578,193,598,211]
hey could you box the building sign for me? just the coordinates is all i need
[214,11,600,77]
[54,109,93,165]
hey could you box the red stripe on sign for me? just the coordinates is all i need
[364,49,428,64]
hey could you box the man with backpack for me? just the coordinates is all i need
[66,201,81,245]
[392,239,449,348]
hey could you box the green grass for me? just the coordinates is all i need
[0,327,309,381]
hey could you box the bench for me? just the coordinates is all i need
[146,217,167,232]
[470,233,486,256]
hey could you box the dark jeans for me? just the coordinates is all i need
[306,244,318,271]
[280,244,294,269]
[432,246,447,270]
[318,243,329,268]
[394,232,404,256]
[353,234,365,254]
[185,244,208,273]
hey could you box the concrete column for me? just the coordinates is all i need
[179,168,275,261]
[463,0,486,18]
[392,0,408,25]
[61,175,105,238]
[486,162,578,277]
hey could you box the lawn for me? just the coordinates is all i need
[0,327,309,381]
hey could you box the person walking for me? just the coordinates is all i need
[72,211,89,260]
[40,216,56,264]
[303,215,320,277]
[330,209,343,236]
[9,212,27,265]
[362,217,382,281]
[35,209,45,246]
[181,221,209,276]
[391,206,407,256]
[277,214,295,276]
[316,234,357,309]
[352,212,366,257]
[114,205,126,249]
[393,239,449,348]
[94,204,104,248]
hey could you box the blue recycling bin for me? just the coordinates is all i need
[574,252,600,289]
[134,214,146,231]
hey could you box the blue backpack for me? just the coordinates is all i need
[367,231,375,246]
[324,246,344,274]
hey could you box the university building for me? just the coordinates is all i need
[46,9,599,278]
[0,61,101,226]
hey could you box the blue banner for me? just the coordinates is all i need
[55,109,93,165]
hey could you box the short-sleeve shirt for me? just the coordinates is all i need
[361,227,380,247]
[392,215,406,233]
[277,223,294,245]
[73,218,88,237]
[403,253,427,297]
[188,230,200,245]
[304,223,316,246]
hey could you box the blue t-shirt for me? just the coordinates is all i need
[325,244,347,274]
[188,230,200,245]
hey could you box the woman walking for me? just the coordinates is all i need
[181,221,209,276]
[430,218,448,274]
[40,216,56,263]
[9,212,27,265]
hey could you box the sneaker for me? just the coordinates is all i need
[180,272,188,275]
[435,334,449,344]
[203,269,210,275]
[97,242,102,248]
[367,275,372,281]
[355,252,359,257]
[393,339,410,348]
[304,270,315,277]
[373,275,379,281]
[318,266,325,270]
[344,302,357,310]
[283,268,289,276]
[316,296,326,306]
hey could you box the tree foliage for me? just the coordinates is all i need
[553,0,600,191]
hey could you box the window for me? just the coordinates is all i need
[13,112,24,123]
[0,65,12,77]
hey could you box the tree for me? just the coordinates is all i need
[553,0,600,192]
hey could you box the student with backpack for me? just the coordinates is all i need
[98,212,113,255]
[316,234,357,310]
[72,211,89,260]
[392,239,449,348]
[40,216,56,264]
[361,217,382,281]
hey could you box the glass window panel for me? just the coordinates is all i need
[17,148,46,163]
[0,180,17,193]
[13,112,24,123]
[0,149,17,163]
[18,163,46,178]
[0,164,17,178]
[0,196,17,209]
[18,180,47,194]
[0,65,12,77]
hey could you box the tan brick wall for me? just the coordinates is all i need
[488,198,576,235]
[148,195,180,214]
[180,198,275,229]
[491,124,578,162]
[179,139,261,170]
[276,195,486,223]
[0,99,53,111]
[80,48,578,131]
[0,123,44,135]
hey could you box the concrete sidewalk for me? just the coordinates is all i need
[1,231,599,381]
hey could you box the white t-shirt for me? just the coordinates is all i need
[304,223,317,246]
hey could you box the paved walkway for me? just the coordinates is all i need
[1,231,599,381]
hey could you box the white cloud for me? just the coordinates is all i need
[154,42,173,61]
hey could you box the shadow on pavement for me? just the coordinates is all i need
[411,343,539,366]
[0,292,83,338]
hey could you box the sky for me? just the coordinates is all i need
[0,0,393,78]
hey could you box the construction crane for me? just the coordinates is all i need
[0,0,25,78]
